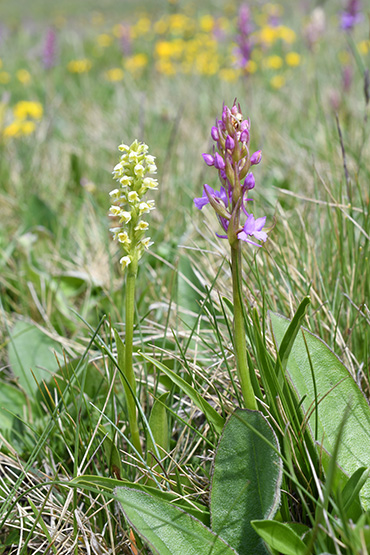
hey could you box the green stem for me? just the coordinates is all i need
[123,257,143,458]
[231,244,258,410]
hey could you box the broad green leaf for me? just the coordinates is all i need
[0,381,28,434]
[147,392,170,466]
[251,520,306,555]
[139,352,225,434]
[71,475,209,524]
[271,313,370,509]
[115,487,238,555]
[211,409,282,555]
[8,320,63,398]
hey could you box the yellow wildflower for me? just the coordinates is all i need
[270,74,285,89]
[285,52,301,67]
[277,25,296,44]
[157,39,184,59]
[106,68,124,82]
[67,59,92,73]
[168,14,191,33]
[258,25,279,45]
[0,71,10,84]
[245,60,257,73]
[3,120,36,138]
[16,69,31,84]
[97,33,113,47]
[357,40,370,55]
[264,55,283,69]
[125,54,148,74]
[154,18,168,35]
[132,17,151,38]
[0,59,2,69]
[13,101,43,120]
[200,15,214,33]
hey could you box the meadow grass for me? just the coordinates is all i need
[0,1,369,553]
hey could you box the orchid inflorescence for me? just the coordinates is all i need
[109,140,158,271]
[194,100,267,249]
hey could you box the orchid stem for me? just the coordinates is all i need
[231,244,258,411]
[122,257,143,458]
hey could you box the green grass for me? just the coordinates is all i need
[0,0,369,553]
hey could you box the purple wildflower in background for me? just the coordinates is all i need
[42,28,57,69]
[340,0,363,31]
[119,24,132,57]
[194,100,267,248]
[234,4,254,68]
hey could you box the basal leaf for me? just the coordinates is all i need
[8,320,63,398]
[0,381,28,435]
[211,409,282,555]
[115,487,237,555]
[271,312,370,509]
[71,475,209,524]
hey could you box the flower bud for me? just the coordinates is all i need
[214,152,226,170]
[240,128,250,143]
[211,126,219,141]
[244,173,255,189]
[225,135,235,151]
[250,150,262,165]
[202,153,214,166]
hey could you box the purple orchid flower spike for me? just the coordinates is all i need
[42,27,57,69]
[340,0,363,30]
[234,4,254,68]
[194,100,267,248]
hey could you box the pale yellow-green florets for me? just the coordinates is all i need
[109,140,157,271]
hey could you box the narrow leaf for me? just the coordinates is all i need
[139,352,225,434]
[276,296,310,371]
[147,392,170,466]
[70,475,209,523]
